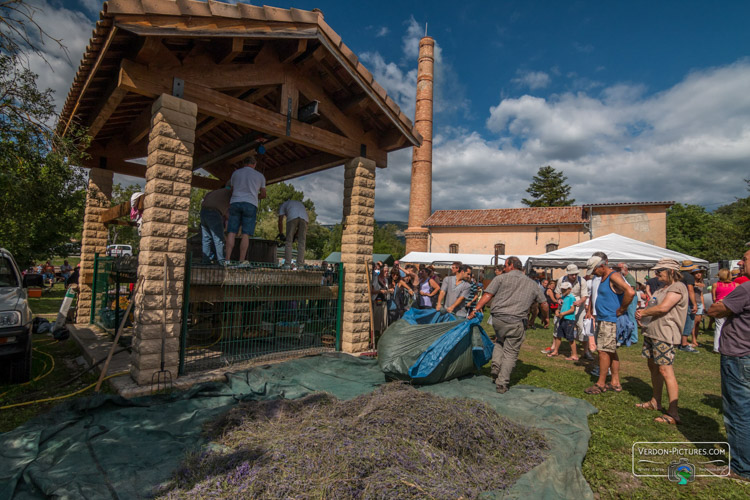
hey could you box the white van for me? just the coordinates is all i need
[107,244,133,257]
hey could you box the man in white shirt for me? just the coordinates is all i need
[225,156,266,263]
[278,199,309,266]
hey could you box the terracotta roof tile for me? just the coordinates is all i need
[59,0,420,147]
[424,207,588,227]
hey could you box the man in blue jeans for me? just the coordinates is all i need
[225,156,266,263]
[708,250,750,479]
[199,187,231,265]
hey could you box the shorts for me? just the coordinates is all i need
[642,337,675,366]
[696,304,705,315]
[227,202,258,236]
[596,321,617,353]
[555,318,576,341]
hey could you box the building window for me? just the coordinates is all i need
[449,243,459,254]
[494,243,505,255]
[546,243,558,253]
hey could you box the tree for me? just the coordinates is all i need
[373,223,405,258]
[521,166,575,207]
[0,1,89,267]
[666,203,711,259]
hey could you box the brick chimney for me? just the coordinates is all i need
[404,36,434,254]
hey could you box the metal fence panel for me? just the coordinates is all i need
[181,261,341,374]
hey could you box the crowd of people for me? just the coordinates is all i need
[370,245,750,479]
[22,260,78,288]
[369,260,484,333]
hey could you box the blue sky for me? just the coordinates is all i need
[37,1,750,223]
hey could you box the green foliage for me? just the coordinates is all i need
[666,203,711,257]
[667,184,750,262]
[0,52,88,267]
[521,166,575,207]
[374,223,405,258]
[189,186,209,234]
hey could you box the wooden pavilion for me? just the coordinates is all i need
[58,0,421,384]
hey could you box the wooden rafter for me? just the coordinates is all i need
[118,59,387,166]
[84,157,224,190]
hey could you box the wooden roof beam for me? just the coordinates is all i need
[134,37,181,67]
[211,37,244,64]
[83,156,224,190]
[118,60,387,167]
[87,86,128,139]
[267,152,344,184]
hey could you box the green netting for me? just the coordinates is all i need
[181,261,341,373]
[0,354,596,499]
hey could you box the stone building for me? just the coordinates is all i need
[423,202,673,256]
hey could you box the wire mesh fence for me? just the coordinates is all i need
[180,259,342,374]
[91,254,137,334]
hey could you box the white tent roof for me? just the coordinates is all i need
[525,233,708,270]
[400,252,530,267]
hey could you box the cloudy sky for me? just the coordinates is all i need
[32,0,750,223]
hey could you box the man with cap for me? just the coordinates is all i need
[225,156,266,263]
[584,253,635,394]
[708,249,750,479]
[468,256,548,394]
[678,260,699,353]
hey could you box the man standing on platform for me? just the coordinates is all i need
[200,187,231,265]
[468,257,548,394]
[278,199,308,267]
[225,156,266,263]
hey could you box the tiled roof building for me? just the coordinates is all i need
[423,202,673,256]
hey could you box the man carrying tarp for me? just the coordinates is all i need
[469,257,548,394]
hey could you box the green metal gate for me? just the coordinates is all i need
[90,253,137,333]
[179,257,342,374]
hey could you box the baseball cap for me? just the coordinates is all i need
[586,256,604,274]
[560,281,573,290]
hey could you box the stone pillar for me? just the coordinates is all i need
[340,157,376,353]
[76,168,113,323]
[404,36,435,254]
[130,94,196,385]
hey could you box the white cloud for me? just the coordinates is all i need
[512,70,550,90]
[24,1,93,112]
[375,26,389,37]
[302,59,750,224]
[78,0,103,15]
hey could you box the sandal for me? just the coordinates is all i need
[654,414,680,425]
[606,383,623,392]
[565,356,579,361]
[584,384,607,395]
[546,352,559,357]
[635,401,662,411]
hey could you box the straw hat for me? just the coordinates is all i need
[679,260,698,271]
[651,258,680,272]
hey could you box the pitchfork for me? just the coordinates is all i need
[151,259,173,393]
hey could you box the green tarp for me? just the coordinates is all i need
[0,353,596,499]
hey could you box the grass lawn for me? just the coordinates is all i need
[480,314,750,498]
[1,288,116,433]
[0,336,117,433]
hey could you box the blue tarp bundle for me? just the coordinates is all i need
[378,308,494,385]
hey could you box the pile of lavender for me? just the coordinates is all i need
[158,383,549,499]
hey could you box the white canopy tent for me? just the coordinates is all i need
[525,233,708,271]
[400,252,531,268]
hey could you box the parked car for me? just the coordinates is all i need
[0,247,33,383]
[106,244,133,257]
